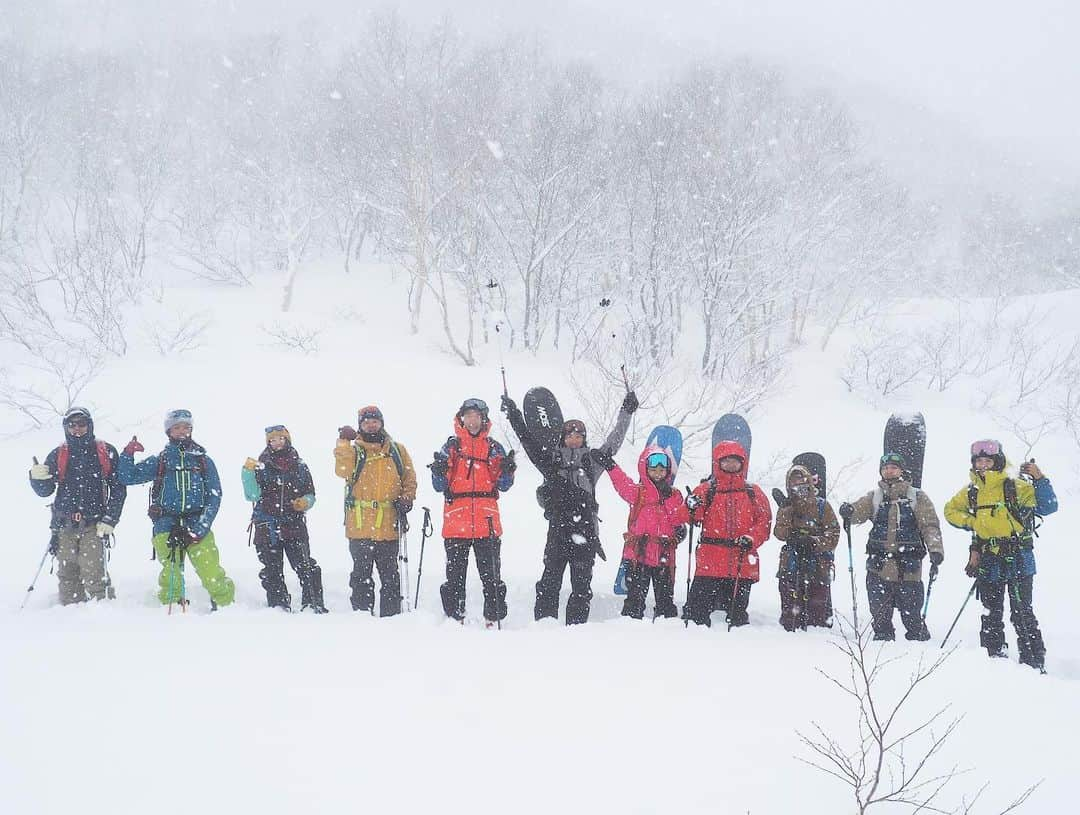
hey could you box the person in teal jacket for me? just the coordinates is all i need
[119,409,235,610]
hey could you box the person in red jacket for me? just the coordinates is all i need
[430,398,516,624]
[683,440,772,627]
[598,444,689,620]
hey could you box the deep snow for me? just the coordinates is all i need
[3,265,1078,814]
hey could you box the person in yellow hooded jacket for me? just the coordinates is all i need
[943,439,1057,672]
[334,406,417,616]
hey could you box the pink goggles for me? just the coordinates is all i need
[970,439,1002,457]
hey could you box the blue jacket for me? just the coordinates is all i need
[119,441,222,538]
[1033,478,1058,517]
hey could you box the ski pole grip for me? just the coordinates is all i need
[33,456,39,465]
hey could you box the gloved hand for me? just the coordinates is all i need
[965,550,980,578]
[243,457,260,471]
[48,533,59,557]
[430,453,449,479]
[1020,460,1044,480]
[500,394,520,418]
[621,391,639,414]
[838,502,854,523]
[96,521,115,538]
[736,535,754,551]
[501,450,517,475]
[123,436,144,456]
[686,494,702,512]
[673,525,687,543]
[393,497,413,515]
[591,448,615,471]
[30,463,52,481]
[291,497,312,512]
[929,551,944,567]
[338,425,357,441]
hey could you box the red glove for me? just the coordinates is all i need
[124,436,144,456]
[338,426,357,441]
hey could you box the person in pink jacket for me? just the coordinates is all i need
[595,444,689,619]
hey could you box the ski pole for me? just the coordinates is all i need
[487,516,502,630]
[940,578,979,649]
[400,524,411,613]
[414,507,432,608]
[684,487,695,628]
[20,539,54,610]
[501,366,509,398]
[844,519,858,631]
[921,562,938,619]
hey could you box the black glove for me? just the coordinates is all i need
[673,525,687,543]
[500,394,519,416]
[621,391,639,414]
[686,494,702,512]
[838,502,854,523]
[929,551,943,567]
[592,448,615,471]
[48,532,59,557]
[393,498,413,516]
[502,450,517,474]
[430,453,449,479]
[736,535,754,551]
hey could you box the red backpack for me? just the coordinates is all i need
[56,441,112,482]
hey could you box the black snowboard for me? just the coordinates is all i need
[883,413,926,488]
[523,386,564,460]
[793,452,827,499]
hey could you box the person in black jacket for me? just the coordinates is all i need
[501,391,637,624]
[242,424,327,613]
[29,406,127,604]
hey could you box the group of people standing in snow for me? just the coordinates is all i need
[28,394,1057,672]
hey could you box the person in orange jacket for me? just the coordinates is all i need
[430,398,516,624]
[683,440,772,627]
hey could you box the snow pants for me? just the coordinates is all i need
[534,525,596,625]
[54,523,109,604]
[152,530,235,607]
[978,576,1045,666]
[254,521,324,611]
[348,538,400,616]
[778,559,832,630]
[441,537,506,622]
[683,576,752,627]
[622,560,677,620]
[866,572,927,641]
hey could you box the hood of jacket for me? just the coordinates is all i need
[710,440,748,490]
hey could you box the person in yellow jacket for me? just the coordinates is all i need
[334,405,417,615]
[943,439,1057,672]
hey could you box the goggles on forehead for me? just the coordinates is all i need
[563,420,586,436]
[880,453,905,468]
[970,439,1002,457]
[460,398,488,414]
[264,424,287,435]
[646,452,670,469]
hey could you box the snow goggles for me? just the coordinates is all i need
[970,439,1002,457]
[64,416,89,428]
[646,452,670,469]
[459,398,488,415]
[562,420,586,437]
[264,424,287,434]
[879,453,905,468]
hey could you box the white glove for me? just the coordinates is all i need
[97,522,115,538]
[30,464,52,480]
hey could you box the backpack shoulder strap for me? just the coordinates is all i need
[95,441,112,478]
[872,487,884,516]
[967,483,979,515]
[817,497,826,521]
[57,444,70,482]
[388,441,405,479]
[627,485,647,530]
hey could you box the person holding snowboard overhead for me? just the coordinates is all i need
[943,441,1057,671]
[242,424,327,613]
[335,406,417,616]
[773,464,839,630]
[431,398,516,625]
[28,406,127,604]
[501,390,637,624]
[119,409,235,610]
[683,441,771,627]
[598,443,688,619]
[839,452,942,641]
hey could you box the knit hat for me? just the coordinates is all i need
[164,408,193,434]
[358,405,384,425]
[264,424,292,446]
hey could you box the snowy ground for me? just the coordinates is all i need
[3,265,1078,814]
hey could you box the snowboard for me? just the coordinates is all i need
[793,451,827,498]
[615,425,685,596]
[711,413,752,456]
[523,387,564,455]
[883,413,926,488]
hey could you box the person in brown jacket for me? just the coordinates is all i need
[773,464,840,630]
[839,453,943,641]
[335,405,417,616]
